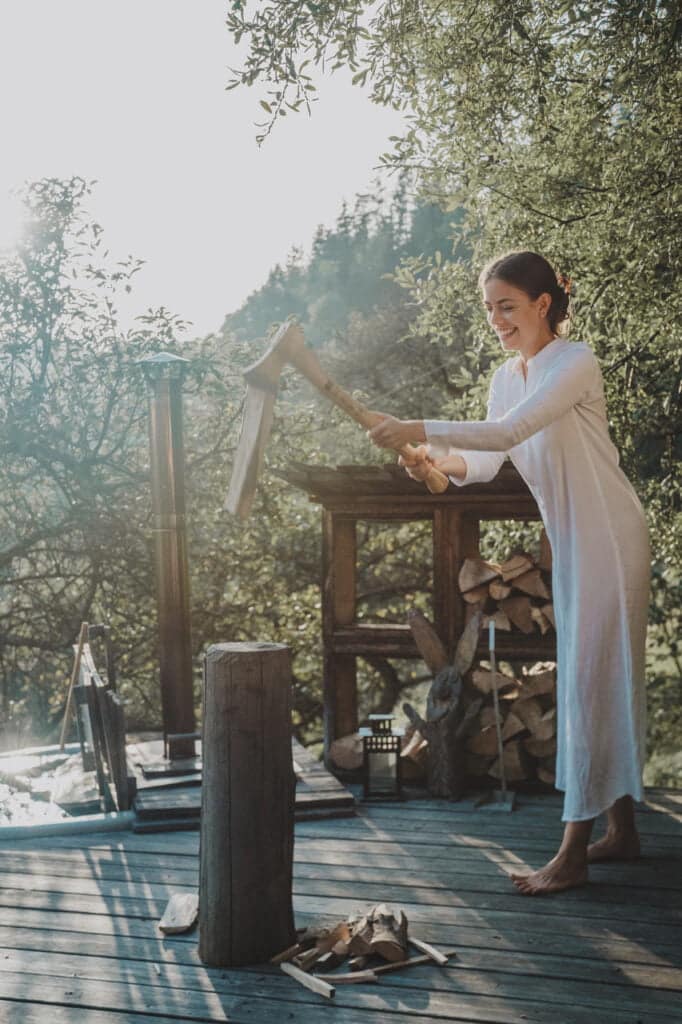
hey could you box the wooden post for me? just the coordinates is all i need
[432,509,479,659]
[199,642,296,966]
[138,352,196,760]
[321,511,357,761]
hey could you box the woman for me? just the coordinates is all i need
[369,251,651,896]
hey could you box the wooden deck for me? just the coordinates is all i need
[130,739,356,830]
[0,787,680,1023]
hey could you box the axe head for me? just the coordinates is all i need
[224,381,277,520]
[224,319,303,520]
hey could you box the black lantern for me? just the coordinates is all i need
[360,714,404,800]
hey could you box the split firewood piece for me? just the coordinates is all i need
[369,904,409,962]
[158,892,199,934]
[501,711,525,742]
[466,752,491,776]
[499,553,534,582]
[530,606,552,634]
[465,727,500,757]
[462,583,489,605]
[315,970,378,984]
[518,664,556,701]
[523,735,557,758]
[271,942,304,965]
[348,955,369,971]
[534,707,557,742]
[409,937,450,965]
[458,557,501,594]
[329,732,363,771]
[538,529,552,571]
[401,727,428,765]
[510,697,544,734]
[295,947,325,971]
[371,950,457,976]
[479,706,502,729]
[482,609,511,631]
[280,962,335,999]
[407,609,449,674]
[347,912,374,956]
[512,568,551,599]
[489,740,528,782]
[499,595,535,634]
[471,666,517,696]
[542,602,555,628]
[489,580,512,601]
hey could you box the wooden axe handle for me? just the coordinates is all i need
[287,337,450,495]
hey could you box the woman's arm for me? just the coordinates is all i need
[424,346,598,452]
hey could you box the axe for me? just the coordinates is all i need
[225,319,449,519]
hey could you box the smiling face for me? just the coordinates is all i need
[482,277,553,355]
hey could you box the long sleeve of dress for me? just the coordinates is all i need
[425,365,508,486]
[424,347,597,454]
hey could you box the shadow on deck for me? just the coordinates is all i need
[0,787,679,1023]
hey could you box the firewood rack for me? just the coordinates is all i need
[279,460,557,763]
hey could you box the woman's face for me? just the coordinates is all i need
[482,277,551,353]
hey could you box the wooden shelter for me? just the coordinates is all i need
[279,460,556,760]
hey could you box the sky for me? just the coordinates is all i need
[0,1,405,336]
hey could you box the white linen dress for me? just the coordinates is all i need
[425,337,650,822]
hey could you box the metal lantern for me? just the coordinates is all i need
[360,714,404,800]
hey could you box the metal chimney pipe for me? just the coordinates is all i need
[138,352,196,760]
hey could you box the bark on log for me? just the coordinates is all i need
[199,642,295,966]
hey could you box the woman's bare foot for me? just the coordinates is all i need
[509,851,588,896]
[587,829,640,863]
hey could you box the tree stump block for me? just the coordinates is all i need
[199,642,296,966]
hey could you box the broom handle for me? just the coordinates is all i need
[489,623,507,797]
[289,345,450,495]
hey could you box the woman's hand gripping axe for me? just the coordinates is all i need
[225,319,449,519]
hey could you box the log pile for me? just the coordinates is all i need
[272,905,455,998]
[397,662,558,787]
[458,537,554,636]
[463,660,557,785]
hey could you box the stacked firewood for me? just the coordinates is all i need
[459,536,554,635]
[464,661,557,785]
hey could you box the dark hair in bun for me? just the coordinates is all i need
[479,251,571,335]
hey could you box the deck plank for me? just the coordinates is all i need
[0,786,679,1023]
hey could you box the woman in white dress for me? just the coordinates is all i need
[369,250,650,895]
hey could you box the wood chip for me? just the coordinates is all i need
[158,893,199,934]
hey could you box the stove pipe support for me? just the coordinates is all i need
[138,352,196,760]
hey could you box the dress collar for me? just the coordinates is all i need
[512,337,563,375]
